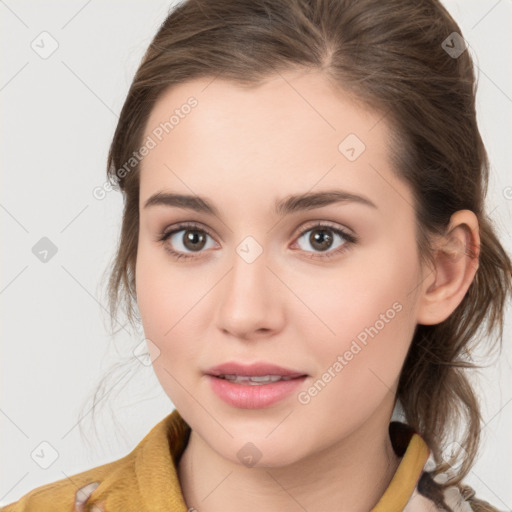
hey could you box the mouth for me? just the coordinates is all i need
[206,374,308,409]
[213,374,305,385]
[204,362,309,409]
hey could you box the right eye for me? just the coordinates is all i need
[158,222,218,260]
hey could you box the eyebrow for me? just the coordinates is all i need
[143,189,377,216]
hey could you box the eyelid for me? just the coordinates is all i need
[293,219,356,239]
[160,221,215,239]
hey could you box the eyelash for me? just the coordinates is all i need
[156,221,358,261]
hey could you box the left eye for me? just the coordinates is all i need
[293,224,357,257]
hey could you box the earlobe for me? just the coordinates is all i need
[416,210,480,326]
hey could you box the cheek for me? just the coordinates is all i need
[293,290,417,446]
[135,234,204,330]
[298,241,420,405]
[135,242,198,366]
[135,240,223,410]
[300,241,419,351]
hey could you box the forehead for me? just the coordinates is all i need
[138,71,412,215]
[142,70,386,153]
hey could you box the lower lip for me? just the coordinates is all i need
[206,375,307,409]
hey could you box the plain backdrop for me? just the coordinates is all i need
[1,0,511,509]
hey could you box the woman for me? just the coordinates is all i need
[3,0,510,511]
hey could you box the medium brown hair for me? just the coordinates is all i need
[96,0,511,509]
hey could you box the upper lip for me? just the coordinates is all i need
[206,361,307,378]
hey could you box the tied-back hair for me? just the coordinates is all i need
[96,1,512,509]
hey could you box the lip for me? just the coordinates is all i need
[205,361,307,378]
[207,374,307,409]
[205,361,308,409]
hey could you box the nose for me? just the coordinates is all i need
[215,244,285,340]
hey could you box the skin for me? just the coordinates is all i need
[134,69,480,512]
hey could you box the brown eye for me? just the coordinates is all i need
[308,228,335,252]
[158,222,217,259]
[294,223,357,259]
[181,229,208,251]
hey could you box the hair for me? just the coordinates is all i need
[91,0,512,510]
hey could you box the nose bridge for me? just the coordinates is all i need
[215,236,282,336]
[225,238,271,310]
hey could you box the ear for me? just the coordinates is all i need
[416,210,480,326]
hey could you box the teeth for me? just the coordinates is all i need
[220,374,294,385]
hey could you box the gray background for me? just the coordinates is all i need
[1,0,511,509]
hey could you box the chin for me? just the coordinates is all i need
[215,436,307,469]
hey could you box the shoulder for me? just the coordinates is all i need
[1,410,189,512]
[388,422,500,512]
[0,451,136,512]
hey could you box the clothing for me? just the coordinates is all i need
[0,409,483,511]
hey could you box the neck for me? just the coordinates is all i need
[177,409,401,512]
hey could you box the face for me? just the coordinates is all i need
[135,69,426,467]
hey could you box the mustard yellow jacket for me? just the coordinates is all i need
[0,409,494,512]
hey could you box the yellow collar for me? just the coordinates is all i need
[65,409,430,512]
